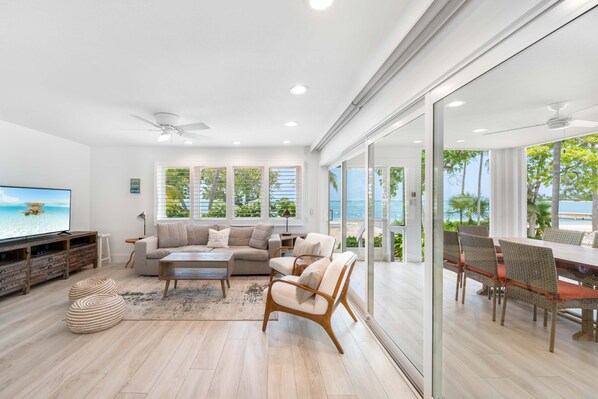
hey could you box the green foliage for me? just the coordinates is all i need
[234,168,263,217]
[165,168,190,218]
[235,201,261,217]
[446,193,488,225]
[443,150,481,193]
[204,201,226,218]
[270,197,296,217]
[199,168,226,217]
[560,135,598,200]
[329,170,339,192]
[527,201,551,238]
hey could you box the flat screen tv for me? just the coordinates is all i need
[0,186,71,241]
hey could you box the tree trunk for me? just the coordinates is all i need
[528,213,537,238]
[476,151,484,225]
[551,141,561,229]
[461,160,467,195]
[207,169,221,208]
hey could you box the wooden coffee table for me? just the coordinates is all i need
[158,252,235,299]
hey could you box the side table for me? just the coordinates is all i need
[125,237,144,268]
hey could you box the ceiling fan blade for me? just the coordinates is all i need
[177,122,209,131]
[570,104,598,119]
[570,119,598,128]
[482,123,545,136]
[115,128,162,131]
[131,114,162,129]
[182,132,211,140]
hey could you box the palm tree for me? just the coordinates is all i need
[329,170,338,192]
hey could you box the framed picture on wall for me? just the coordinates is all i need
[130,178,141,194]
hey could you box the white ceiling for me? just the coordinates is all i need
[440,8,598,150]
[0,0,431,147]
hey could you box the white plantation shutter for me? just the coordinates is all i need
[155,165,191,220]
[194,166,227,219]
[269,166,302,218]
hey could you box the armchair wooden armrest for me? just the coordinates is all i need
[292,254,326,275]
[269,278,334,305]
[273,246,295,257]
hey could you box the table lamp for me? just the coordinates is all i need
[282,208,292,235]
[137,211,146,238]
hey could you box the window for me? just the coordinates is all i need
[196,167,226,218]
[155,163,302,222]
[234,167,263,218]
[269,166,301,217]
[156,166,190,219]
[389,167,405,226]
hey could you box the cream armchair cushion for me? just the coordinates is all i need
[268,232,336,278]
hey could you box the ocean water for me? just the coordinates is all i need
[0,206,70,240]
[329,200,593,223]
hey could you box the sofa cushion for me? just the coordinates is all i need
[249,223,274,249]
[218,225,254,246]
[186,224,218,245]
[212,246,269,262]
[147,245,213,259]
[158,223,188,248]
[208,228,230,248]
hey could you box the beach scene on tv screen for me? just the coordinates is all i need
[0,187,70,240]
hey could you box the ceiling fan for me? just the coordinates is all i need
[482,102,598,136]
[130,112,210,142]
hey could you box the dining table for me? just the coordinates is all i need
[493,236,598,342]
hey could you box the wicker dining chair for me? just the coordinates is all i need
[443,231,463,301]
[499,240,598,352]
[457,225,489,237]
[543,228,584,246]
[460,233,505,321]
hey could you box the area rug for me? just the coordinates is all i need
[118,275,276,321]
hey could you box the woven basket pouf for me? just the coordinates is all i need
[69,277,118,303]
[66,294,125,334]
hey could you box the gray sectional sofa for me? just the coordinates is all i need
[134,223,281,275]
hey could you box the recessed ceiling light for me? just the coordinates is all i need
[472,128,487,133]
[184,140,192,145]
[283,140,291,144]
[447,100,466,108]
[413,140,423,144]
[456,139,466,143]
[284,121,298,127]
[307,0,334,10]
[290,85,308,95]
[232,141,241,145]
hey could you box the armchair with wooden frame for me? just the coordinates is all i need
[268,232,336,281]
[262,251,357,354]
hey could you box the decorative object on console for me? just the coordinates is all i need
[137,211,146,237]
[282,208,292,235]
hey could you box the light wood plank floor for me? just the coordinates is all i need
[0,263,417,399]
[351,261,598,399]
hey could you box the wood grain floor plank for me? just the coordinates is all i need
[176,369,215,399]
[268,346,297,399]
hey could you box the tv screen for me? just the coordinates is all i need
[0,186,71,240]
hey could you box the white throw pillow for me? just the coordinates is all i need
[296,257,330,304]
[207,228,230,248]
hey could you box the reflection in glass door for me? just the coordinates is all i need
[346,152,367,303]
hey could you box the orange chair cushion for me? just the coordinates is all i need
[464,264,505,281]
[497,264,506,280]
[557,281,598,300]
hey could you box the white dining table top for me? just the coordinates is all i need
[493,236,598,270]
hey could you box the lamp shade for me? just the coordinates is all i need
[136,212,146,221]
[282,209,292,218]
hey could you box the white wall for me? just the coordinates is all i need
[0,120,91,231]
[318,0,547,165]
[90,146,320,261]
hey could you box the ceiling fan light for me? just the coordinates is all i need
[157,133,170,142]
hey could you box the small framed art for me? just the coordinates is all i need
[130,178,141,194]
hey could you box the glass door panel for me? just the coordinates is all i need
[346,152,367,303]
[371,116,425,375]
[328,165,342,253]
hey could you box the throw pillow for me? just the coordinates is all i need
[296,257,330,304]
[292,237,321,257]
[157,223,188,248]
[207,228,230,248]
[249,223,274,249]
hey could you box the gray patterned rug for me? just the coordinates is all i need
[119,276,275,321]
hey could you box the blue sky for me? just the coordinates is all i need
[0,187,71,207]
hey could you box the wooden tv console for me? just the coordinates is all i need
[0,231,97,298]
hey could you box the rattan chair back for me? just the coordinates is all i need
[460,233,498,277]
[542,228,584,246]
[457,225,489,237]
[593,233,598,249]
[443,230,461,265]
[499,240,559,298]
